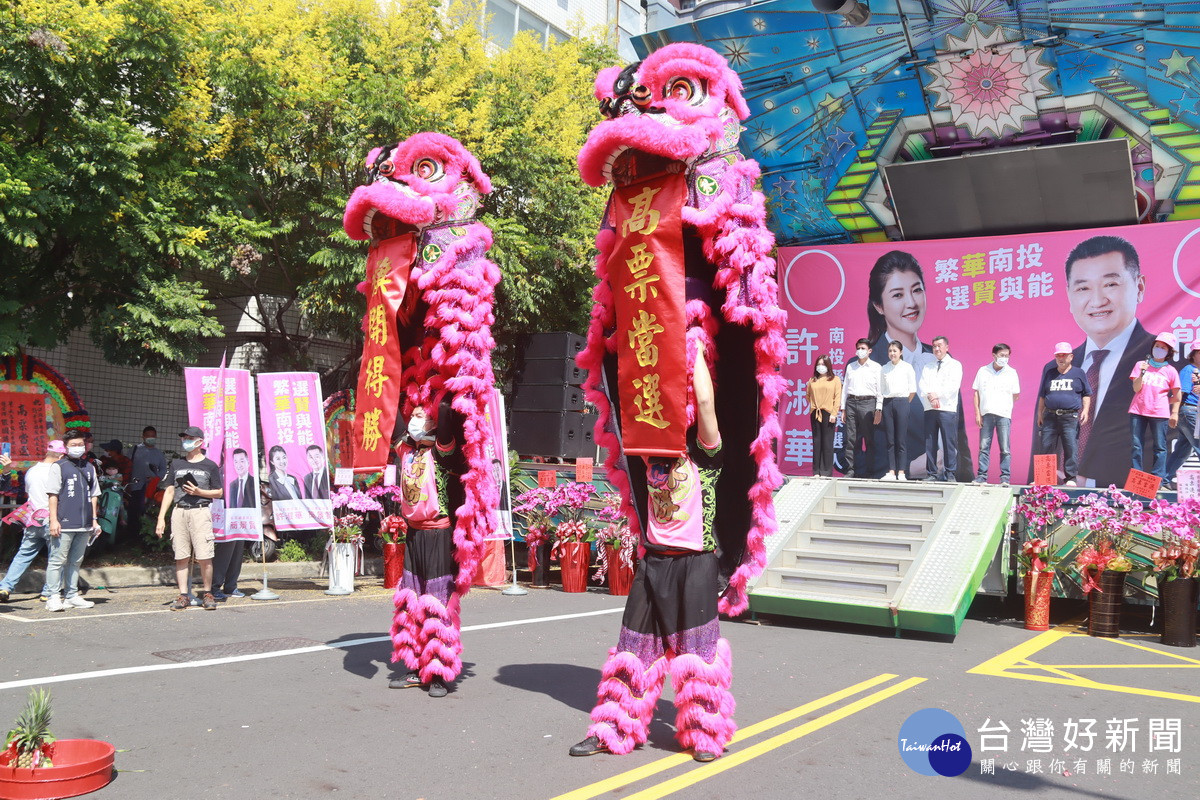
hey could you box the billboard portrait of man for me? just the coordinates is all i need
[1032,235,1155,486]
[303,444,330,501]
[226,447,257,509]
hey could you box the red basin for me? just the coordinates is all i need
[0,739,115,799]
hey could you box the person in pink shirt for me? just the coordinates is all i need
[1129,332,1182,481]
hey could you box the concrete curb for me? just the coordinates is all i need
[2,558,387,592]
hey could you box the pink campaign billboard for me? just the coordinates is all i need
[257,371,335,531]
[777,219,1200,487]
[184,367,262,542]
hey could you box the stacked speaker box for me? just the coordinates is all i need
[509,332,598,459]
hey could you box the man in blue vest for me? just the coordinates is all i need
[45,431,101,612]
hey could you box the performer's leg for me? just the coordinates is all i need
[662,553,735,760]
[576,562,667,756]
[409,528,461,687]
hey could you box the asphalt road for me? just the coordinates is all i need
[1,577,1196,799]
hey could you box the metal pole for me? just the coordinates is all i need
[251,534,278,600]
[502,534,527,596]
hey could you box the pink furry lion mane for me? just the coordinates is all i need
[576,43,787,617]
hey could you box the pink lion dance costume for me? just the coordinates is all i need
[569,44,787,760]
[343,132,500,696]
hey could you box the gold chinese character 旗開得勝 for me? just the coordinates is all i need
[627,309,664,368]
[367,304,388,346]
[620,185,663,237]
[632,373,670,429]
[361,408,383,452]
[623,243,660,303]
[363,355,389,399]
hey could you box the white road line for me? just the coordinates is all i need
[0,606,624,691]
[0,593,386,624]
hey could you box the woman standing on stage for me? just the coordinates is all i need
[806,355,841,477]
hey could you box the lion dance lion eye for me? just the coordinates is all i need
[413,158,444,181]
[667,77,696,102]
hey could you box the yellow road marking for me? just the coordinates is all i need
[620,677,926,800]
[969,622,1200,703]
[549,673,903,800]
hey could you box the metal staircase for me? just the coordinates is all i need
[749,478,1012,636]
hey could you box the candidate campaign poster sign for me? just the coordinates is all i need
[257,371,334,531]
[777,219,1200,487]
[184,367,262,542]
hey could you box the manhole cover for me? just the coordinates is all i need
[153,637,322,662]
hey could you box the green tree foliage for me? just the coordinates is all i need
[2,0,616,382]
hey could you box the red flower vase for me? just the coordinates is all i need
[558,541,590,592]
[1023,571,1053,631]
[606,545,634,596]
[382,542,405,590]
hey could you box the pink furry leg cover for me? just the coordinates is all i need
[670,638,736,757]
[389,586,422,672]
[416,591,463,684]
[585,645,669,755]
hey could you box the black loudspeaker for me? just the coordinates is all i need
[512,383,586,413]
[510,411,598,458]
[524,332,587,360]
[520,358,586,386]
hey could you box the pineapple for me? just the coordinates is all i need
[5,688,55,768]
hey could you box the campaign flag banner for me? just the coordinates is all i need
[0,391,46,461]
[257,371,334,532]
[777,218,1200,487]
[484,389,513,541]
[184,368,261,542]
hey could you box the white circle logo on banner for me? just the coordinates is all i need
[1172,225,1200,300]
[783,249,846,315]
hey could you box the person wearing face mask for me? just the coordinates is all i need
[1166,341,1200,488]
[840,338,883,478]
[0,440,66,605]
[388,396,468,698]
[1128,333,1182,483]
[43,431,101,612]
[125,426,167,540]
[918,335,964,482]
[805,355,841,477]
[155,426,224,611]
[880,341,917,480]
[972,344,1021,485]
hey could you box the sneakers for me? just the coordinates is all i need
[897,473,908,481]
[46,596,66,612]
[170,594,190,610]
[569,736,606,757]
[1065,480,1077,487]
[38,594,47,603]
[972,477,987,484]
[210,590,227,602]
[693,750,719,763]
[389,672,423,689]
[428,678,448,698]
[202,593,218,611]
[229,589,245,598]
[880,473,896,482]
[0,589,9,603]
[65,596,94,609]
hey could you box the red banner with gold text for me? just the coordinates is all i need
[610,171,688,457]
[352,233,416,470]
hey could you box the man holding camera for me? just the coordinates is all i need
[155,426,223,611]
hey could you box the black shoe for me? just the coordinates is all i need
[569,736,607,757]
[693,751,719,763]
[428,678,448,698]
[388,672,422,689]
[0,590,8,603]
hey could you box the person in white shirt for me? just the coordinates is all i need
[880,341,917,480]
[0,442,64,603]
[840,338,883,478]
[972,344,1021,484]
[919,336,963,482]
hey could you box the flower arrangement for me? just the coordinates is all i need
[1141,498,1200,583]
[331,512,367,544]
[332,486,385,515]
[513,486,555,552]
[366,484,407,543]
[1013,485,1069,575]
[592,492,636,583]
[1066,486,1143,591]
